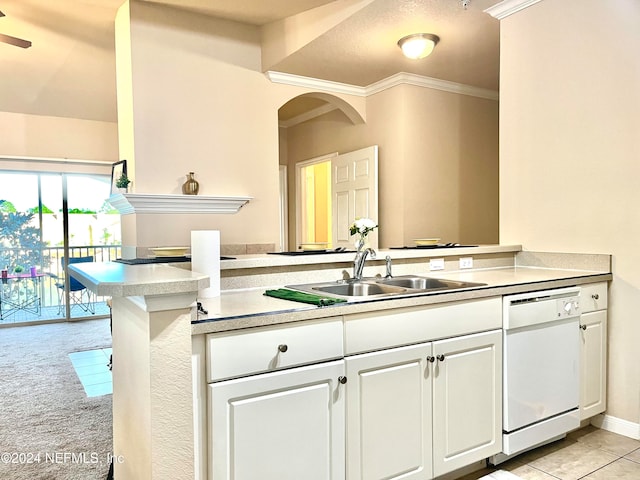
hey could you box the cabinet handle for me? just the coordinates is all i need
[426,356,435,363]
[278,344,288,353]
[437,354,445,362]
[338,376,347,384]
[592,293,599,300]
[580,324,587,330]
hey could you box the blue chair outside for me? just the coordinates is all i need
[54,256,96,315]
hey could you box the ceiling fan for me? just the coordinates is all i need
[0,9,32,48]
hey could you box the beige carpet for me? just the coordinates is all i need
[0,319,113,479]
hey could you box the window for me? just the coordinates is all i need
[0,171,120,324]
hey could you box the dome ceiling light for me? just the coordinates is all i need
[397,33,439,59]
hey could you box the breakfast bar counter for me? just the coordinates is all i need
[67,245,611,480]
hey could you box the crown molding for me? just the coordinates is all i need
[366,72,499,100]
[266,71,498,101]
[484,0,543,20]
[266,71,366,97]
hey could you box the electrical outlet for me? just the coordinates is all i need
[459,257,473,269]
[429,258,445,271]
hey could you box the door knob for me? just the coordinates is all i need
[338,376,347,384]
[426,356,435,363]
[580,324,587,330]
[278,344,288,353]
[437,354,445,362]
[592,293,599,300]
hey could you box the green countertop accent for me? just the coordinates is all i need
[264,288,347,307]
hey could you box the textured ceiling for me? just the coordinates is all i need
[271,0,500,89]
[0,0,500,124]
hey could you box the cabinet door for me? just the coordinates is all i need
[209,360,345,480]
[346,343,433,480]
[580,310,607,420]
[432,330,502,477]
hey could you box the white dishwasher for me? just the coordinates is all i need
[498,286,581,460]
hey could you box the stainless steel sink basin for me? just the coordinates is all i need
[312,282,407,297]
[286,275,486,300]
[375,275,486,290]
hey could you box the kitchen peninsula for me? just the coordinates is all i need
[69,245,611,480]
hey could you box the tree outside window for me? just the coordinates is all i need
[0,200,45,272]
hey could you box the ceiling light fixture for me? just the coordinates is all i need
[397,33,440,59]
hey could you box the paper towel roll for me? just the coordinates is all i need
[191,230,221,298]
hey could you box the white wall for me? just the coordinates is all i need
[499,0,640,428]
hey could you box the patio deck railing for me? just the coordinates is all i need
[1,245,120,321]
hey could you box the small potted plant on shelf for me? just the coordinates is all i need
[116,173,131,193]
[13,265,24,280]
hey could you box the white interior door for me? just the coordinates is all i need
[332,145,379,249]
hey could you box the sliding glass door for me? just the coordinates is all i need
[0,171,120,325]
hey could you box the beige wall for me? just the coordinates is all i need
[116,0,366,250]
[284,84,499,248]
[118,1,279,247]
[499,0,640,426]
[0,111,118,162]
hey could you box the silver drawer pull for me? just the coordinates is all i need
[278,344,288,353]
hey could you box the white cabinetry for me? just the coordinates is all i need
[209,360,346,480]
[206,317,345,480]
[579,282,608,420]
[206,297,507,480]
[432,330,502,477]
[344,298,503,480]
[345,343,433,480]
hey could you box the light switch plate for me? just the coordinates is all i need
[460,257,473,269]
[430,258,445,271]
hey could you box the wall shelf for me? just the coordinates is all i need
[108,193,252,214]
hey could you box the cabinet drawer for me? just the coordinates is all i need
[207,318,343,382]
[345,297,502,355]
[581,282,608,313]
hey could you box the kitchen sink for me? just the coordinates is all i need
[312,282,407,297]
[375,275,486,290]
[286,275,486,300]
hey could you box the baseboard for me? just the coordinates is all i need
[591,413,640,440]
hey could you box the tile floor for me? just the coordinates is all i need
[68,348,113,397]
[460,426,640,480]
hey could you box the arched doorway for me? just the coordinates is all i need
[278,93,375,251]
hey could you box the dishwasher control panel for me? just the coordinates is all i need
[556,296,580,318]
[504,287,582,329]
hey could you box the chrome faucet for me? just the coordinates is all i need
[385,255,393,278]
[353,247,376,280]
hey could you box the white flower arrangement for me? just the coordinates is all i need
[349,217,378,250]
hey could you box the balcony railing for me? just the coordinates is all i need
[0,245,121,323]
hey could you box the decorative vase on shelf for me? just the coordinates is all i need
[182,172,199,195]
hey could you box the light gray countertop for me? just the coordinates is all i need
[68,261,209,297]
[192,266,611,335]
[68,246,611,336]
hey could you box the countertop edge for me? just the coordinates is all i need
[220,244,524,269]
[191,271,611,335]
[69,261,210,297]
